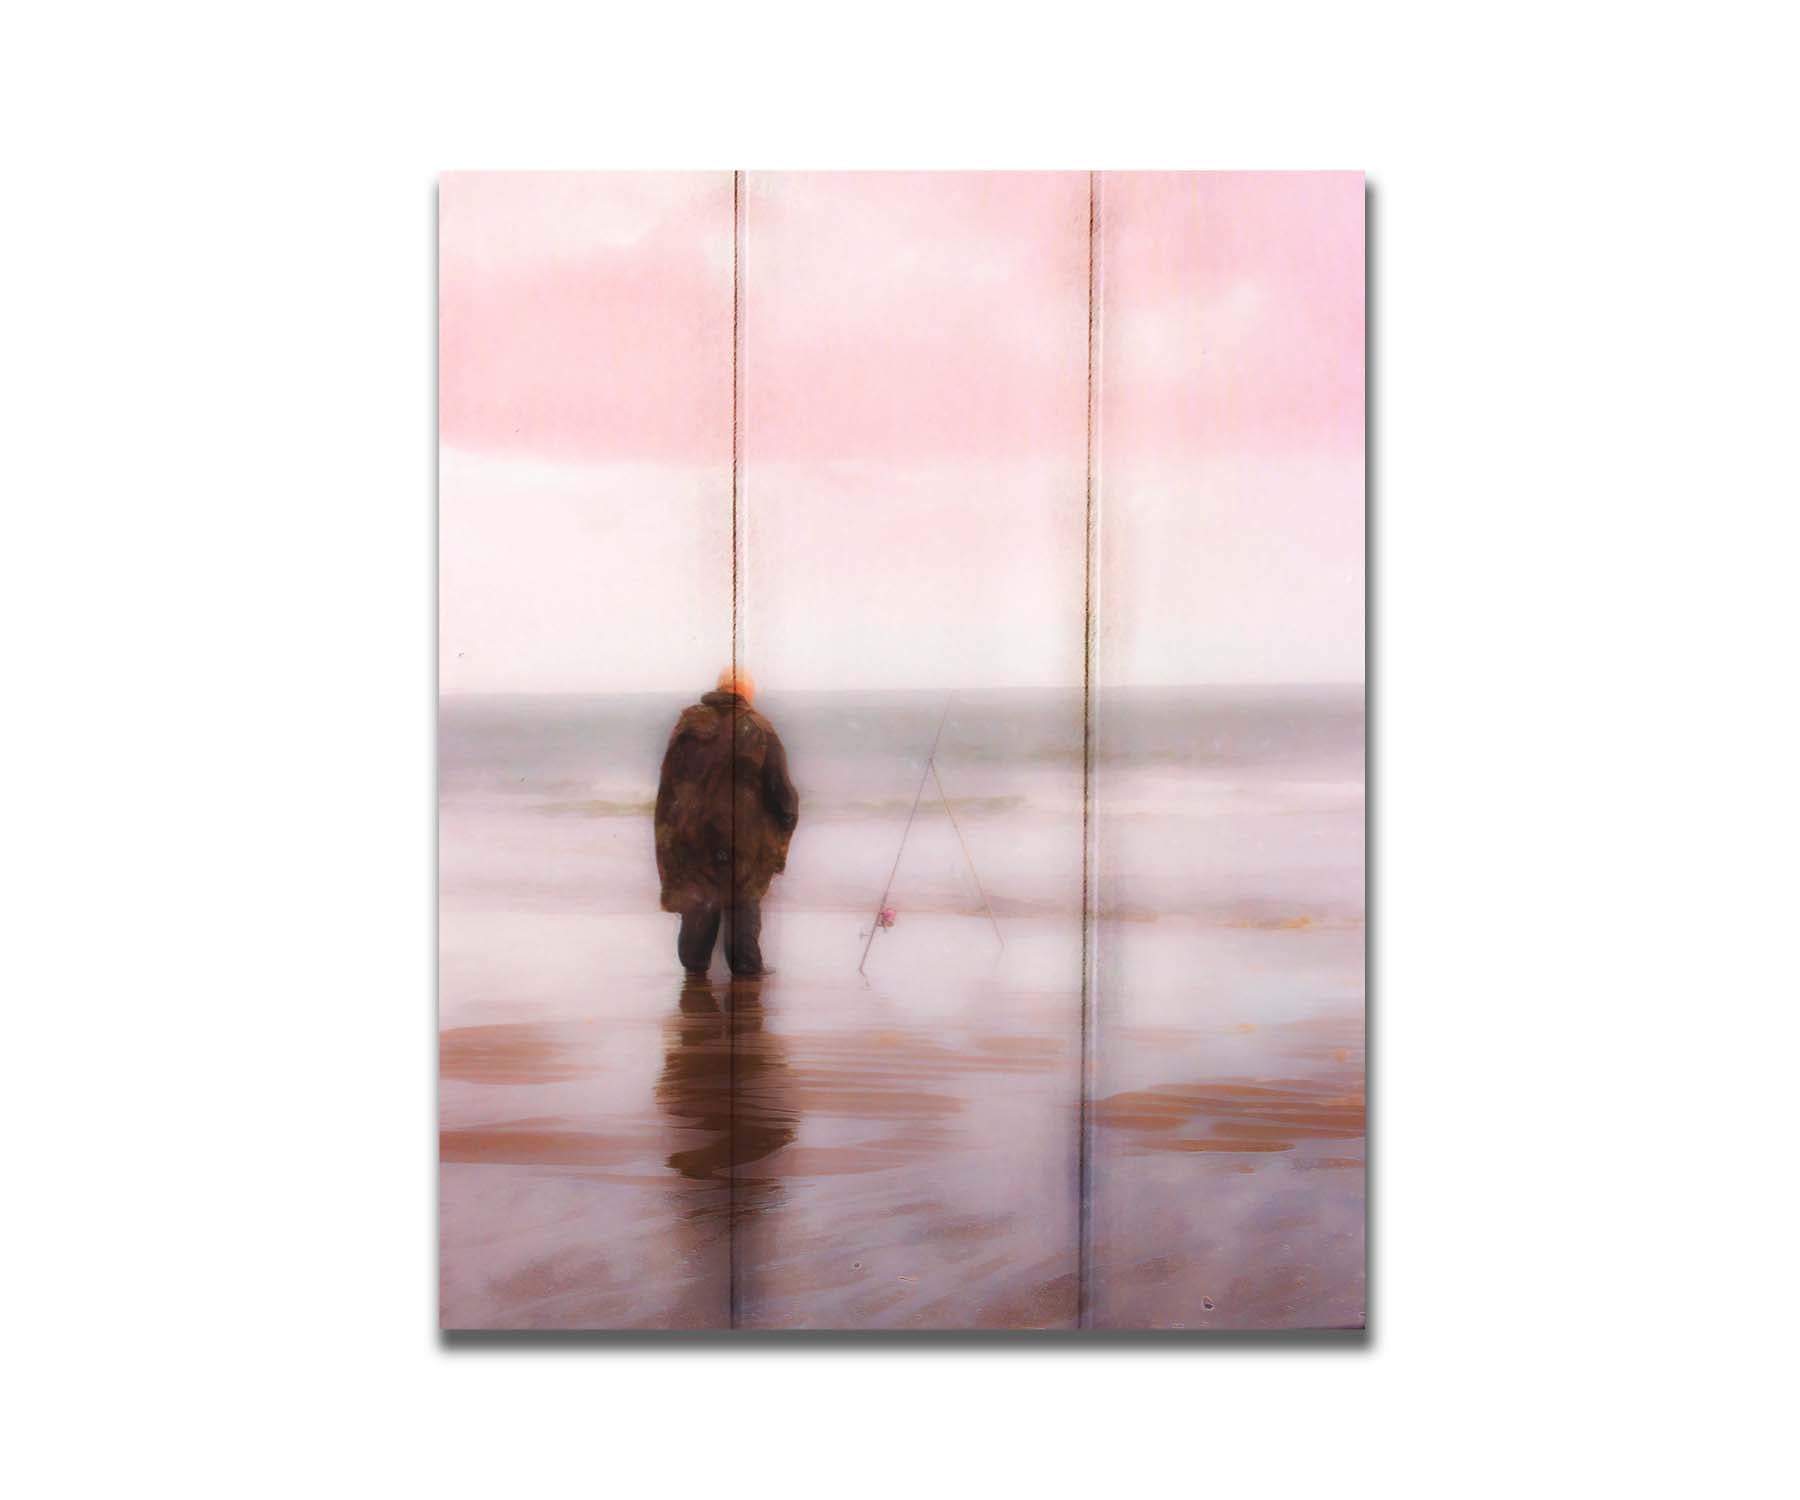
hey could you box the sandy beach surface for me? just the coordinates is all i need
[440,689,1364,1330]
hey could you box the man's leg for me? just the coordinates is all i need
[724,902,764,976]
[677,905,721,974]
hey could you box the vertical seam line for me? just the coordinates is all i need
[1078,170,1100,1331]
[728,168,742,1331]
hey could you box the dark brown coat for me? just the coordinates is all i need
[654,691,800,913]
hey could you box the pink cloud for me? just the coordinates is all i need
[438,172,733,465]
[741,172,1090,467]
[1102,172,1364,458]
[440,172,1362,470]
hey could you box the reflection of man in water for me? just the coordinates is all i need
[656,977,796,1219]
[651,977,796,1326]
[654,669,799,977]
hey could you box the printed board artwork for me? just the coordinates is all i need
[440,171,1365,1330]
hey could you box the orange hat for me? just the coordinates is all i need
[716,666,756,702]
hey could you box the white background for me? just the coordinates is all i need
[5,5,1797,1497]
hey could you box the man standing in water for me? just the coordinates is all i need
[654,669,800,978]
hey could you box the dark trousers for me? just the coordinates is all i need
[678,902,764,976]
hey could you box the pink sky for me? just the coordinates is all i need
[1102,172,1363,459]
[440,173,732,466]
[439,172,1363,691]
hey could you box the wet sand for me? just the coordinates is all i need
[440,909,1080,1329]
[439,907,1362,1330]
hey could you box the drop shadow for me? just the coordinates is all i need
[440,1327,1367,1351]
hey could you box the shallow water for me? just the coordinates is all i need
[439,688,1364,1330]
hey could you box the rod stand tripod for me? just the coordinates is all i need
[857,700,1005,976]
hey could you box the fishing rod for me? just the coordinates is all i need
[858,701,948,975]
[857,698,1004,975]
[931,758,1005,953]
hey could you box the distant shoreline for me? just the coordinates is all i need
[439,682,1367,703]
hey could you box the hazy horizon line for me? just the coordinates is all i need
[439,680,1366,699]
